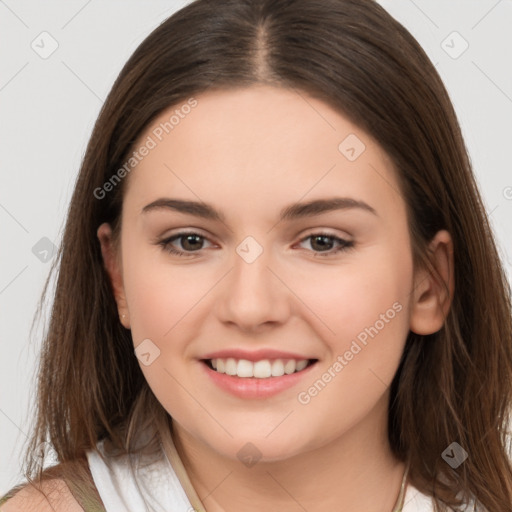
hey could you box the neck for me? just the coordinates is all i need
[168,395,407,512]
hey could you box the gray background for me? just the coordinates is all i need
[1,0,511,494]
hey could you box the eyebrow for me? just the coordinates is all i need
[141,196,378,222]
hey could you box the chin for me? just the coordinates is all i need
[213,430,316,465]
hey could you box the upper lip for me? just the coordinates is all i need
[201,349,317,362]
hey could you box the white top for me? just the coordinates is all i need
[87,440,193,512]
[86,434,477,512]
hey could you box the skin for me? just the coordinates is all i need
[98,84,454,512]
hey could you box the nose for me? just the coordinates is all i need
[215,244,291,332]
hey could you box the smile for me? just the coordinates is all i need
[204,358,316,378]
[200,357,319,399]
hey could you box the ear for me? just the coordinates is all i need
[97,222,130,329]
[409,230,454,335]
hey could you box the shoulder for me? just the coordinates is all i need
[0,478,83,512]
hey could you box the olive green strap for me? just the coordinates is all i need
[0,480,106,512]
[0,483,29,507]
[0,459,107,512]
[392,460,410,512]
[62,472,107,512]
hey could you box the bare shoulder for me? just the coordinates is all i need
[0,478,84,512]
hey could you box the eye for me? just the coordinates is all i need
[156,231,353,258]
[158,231,213,257]
[297,232,354,256]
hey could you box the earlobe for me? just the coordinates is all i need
[409,230,454,335]
[97,222,130,328]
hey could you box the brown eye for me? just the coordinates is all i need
[298,233,353,256]
[158,232,212,256]
[178,234,204,251]
[310,235,336,251]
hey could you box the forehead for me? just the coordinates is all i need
[122,85,404,222]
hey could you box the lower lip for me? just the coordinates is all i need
[200,360,317,399]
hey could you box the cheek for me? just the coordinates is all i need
[125,273,177,345]
[291,249,413,418]
[291,251,412,344]
[121,250,207,408]
[293,252,412,433]
[121,240,210,346]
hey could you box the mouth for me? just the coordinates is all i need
[201,357,318,378]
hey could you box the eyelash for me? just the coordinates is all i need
[157,231,354,258]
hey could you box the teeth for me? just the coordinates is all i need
[253,360,271,378]
[296,360,308,371]
[225,358,237,375]
[209,358,311,378]
[237,359,254,377]
[271,359,284,377]
[284,359,296,374]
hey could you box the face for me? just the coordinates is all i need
[100,85,421,462]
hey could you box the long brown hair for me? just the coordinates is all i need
[10,0,512,510]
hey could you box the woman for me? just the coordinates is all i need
[2,0,511,510]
